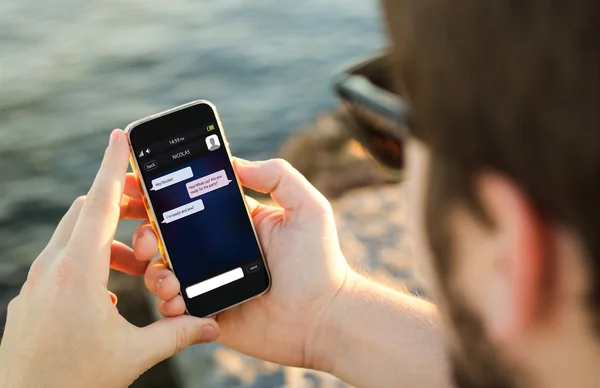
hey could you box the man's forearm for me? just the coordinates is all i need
[310,270,452,388]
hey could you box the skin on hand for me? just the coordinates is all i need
[0,130,219,388]
[139,157,351,369]
[0,133,449,388]
[140,157,450,388]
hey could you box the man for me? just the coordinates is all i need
[1,0,599,387]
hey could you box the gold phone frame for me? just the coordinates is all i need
[125,100,271,317]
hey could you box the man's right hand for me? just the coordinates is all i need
[138,158,349,370]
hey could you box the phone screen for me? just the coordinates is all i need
[128,102,269,317]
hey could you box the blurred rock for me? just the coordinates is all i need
[277,106,398,199]
[332,185,427,296]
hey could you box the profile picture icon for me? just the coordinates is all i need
[205,134,221,151]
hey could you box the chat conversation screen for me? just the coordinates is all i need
[151,167,193,191]
[162,199,204,224]
[138,131,263,295]
[186,170,232,198]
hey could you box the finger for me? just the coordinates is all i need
[245,195,274,216]
[133,221,158,262]
[67,129,130,274]
[244,195,278,236]
[145,258,180,298]
[244,195,261,214]
[157,296,186,317]
[46,196,86,250]
[137,316,219,368]
[156,274,181,302]
[32,196,86,281]
[120,195,147,220]
[234,158,331,216]
[110,241,149,276]
[124,173,143,200]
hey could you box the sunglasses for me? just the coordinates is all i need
[333,52,409,177]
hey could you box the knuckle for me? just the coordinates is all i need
[174,324,191,354]
[316,195,334,215]
[74,195,87,209]
[83,194,106,211]
[272,158,293,172]
[7,295,18,309]
[84,193,120,219]
[50,251,77,288]
[7,294,21,315]
[26,258,44,286]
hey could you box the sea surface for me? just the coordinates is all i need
[0,0,384,157]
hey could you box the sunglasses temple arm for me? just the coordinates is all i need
[334,74,408,127]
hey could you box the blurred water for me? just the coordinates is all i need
[0,0,384,158]
[0,2,384,386]
[0,0,385,277]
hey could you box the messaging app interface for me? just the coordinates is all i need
[136,126,262,299]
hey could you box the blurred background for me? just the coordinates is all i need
[0,1,424,386]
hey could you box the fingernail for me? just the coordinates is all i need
[156,276,165,292]
[133,229,145,249]
[199,325,218,343]
[108,291,118,306]
[109,129,122,146]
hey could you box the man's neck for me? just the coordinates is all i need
[520,326,600,388]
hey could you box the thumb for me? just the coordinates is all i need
[138,316,220,367]
[233,157,331,217]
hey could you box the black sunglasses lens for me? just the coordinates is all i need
[372,132,403,170]
[358,122,404,170]
[346,104,404,170]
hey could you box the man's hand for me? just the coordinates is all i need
[139,158,350,369]
[0,130,219,388]
[125,154,450,388]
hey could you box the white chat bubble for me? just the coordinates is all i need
[151,167,193,191]
[161,199,205,224]
[186,169,233,198]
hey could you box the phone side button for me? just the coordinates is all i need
[246,262,260,273]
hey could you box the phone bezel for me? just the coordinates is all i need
[125,100,271,317]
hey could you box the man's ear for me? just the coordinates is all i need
[475,173,549,345]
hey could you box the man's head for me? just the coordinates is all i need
[383,0,600,386]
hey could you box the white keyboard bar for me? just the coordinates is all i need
[185,267,244,299]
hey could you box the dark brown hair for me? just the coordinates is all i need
[383,0,600,328]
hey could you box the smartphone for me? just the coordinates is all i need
[126,100,270,317]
